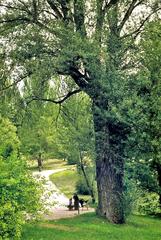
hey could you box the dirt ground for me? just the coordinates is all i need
[44,207,95,220]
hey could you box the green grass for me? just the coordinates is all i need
[49,167,89,200]
[49,168,78,198]
[22,213,161,240]
[28,159,68,171]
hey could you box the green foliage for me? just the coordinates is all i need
[76,176,90,195]
[0,117,42,239]
[0,117,20,158]
[127,21,161,204]
[136,192,161,215]
[19,101,60,163]
[55,93,95,164]
[123,176,139,217]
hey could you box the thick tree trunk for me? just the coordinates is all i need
[93,103,127,224]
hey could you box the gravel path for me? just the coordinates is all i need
[33,168,94,220]
[33,169,69,212]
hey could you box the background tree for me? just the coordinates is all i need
[19,101,58,171]
[0,0,160,223]
[140,21,161,205]
[55,93,96,202]
[125,21,161,206]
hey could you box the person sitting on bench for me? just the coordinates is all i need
[67,197,74,210]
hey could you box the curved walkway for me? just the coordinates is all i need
[33,169,94,220]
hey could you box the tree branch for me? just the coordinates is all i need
[74,0,86,36]
[57,63,89,90]
[0,2,32,15]
[121,7,161,39]
[0,73,31,92]
[0,3,27,12]
[118,0,143,31]
[103,0,120,12]
[68,66,89,89]
[0,16,31,24]
[95,0,119,43]
[18,0,32,15]
[47,0,63,19]
[26,89,81,105]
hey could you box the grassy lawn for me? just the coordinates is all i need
[49,167,89,200]
[22,213,161,240]
[49,168,78,198]
[29,159,68,171]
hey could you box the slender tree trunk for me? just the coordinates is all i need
[79,152,95,203]
[37,152,43,172]
[93,102,128,223]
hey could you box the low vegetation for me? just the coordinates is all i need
[22,213,161,240]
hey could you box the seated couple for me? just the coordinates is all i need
[68,193,88,211]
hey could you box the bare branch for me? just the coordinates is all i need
[17,0,32,14]
[47,0,63,19]
[32,0,38,22]
[26,89,81,105]
[55,103,62,126]
[119,0,144,31]
[0,16,30,24]
[121,7,161,39]
[0,73,31,92]
[44,9,59,19]
[0,3,27,12]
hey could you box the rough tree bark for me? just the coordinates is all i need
[92,97,128,223]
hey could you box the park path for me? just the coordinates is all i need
[33,168,94,220]
[33,168,69,212]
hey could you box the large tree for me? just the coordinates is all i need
[0,0,160,223]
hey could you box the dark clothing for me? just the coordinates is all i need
[73,194,79,210]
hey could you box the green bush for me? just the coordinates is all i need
[123,175,161,216]
[76,177,90,195]
[123,177,139,217]
[0,117,42,239]
[0,200,22,240]
[136,192,161,215]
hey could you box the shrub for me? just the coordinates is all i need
[136,192,161,215]
[123,177,139,217]
[0,117,42,239]
[76,177,90,195]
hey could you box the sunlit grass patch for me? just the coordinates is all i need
[22,213,161,240]
[49,168,78,198]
